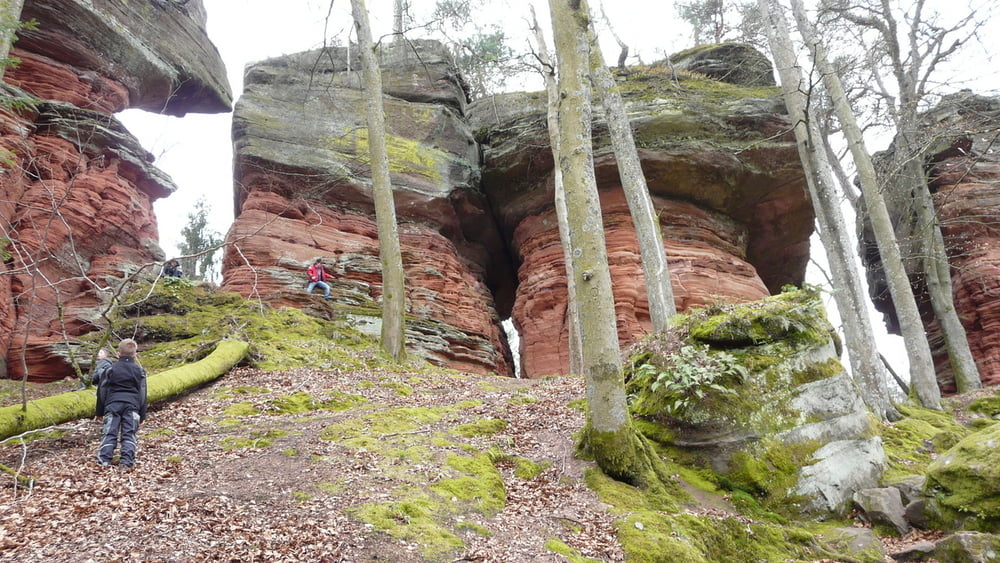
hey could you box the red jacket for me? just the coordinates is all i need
[307,263,330,282]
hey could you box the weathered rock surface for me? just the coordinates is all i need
[226,44,812,379]
[9,0,231,115]
[919,420,1000,532]
[668,43,777,88]
[470,72,811,377]
[931,531,1000,563]
[820,527,886,562]
[223,41,514,377]
[859,92,1000,390]
[0,0,230,382]
[627,289,885,519]
[852,487,910,535]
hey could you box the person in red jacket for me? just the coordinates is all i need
[306,258,332,299]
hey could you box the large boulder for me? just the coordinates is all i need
[222,42,809,379]
[8,0,231,115]
[667,43,777,87]
[223,40,515,377]
[626,288,884,518]
[918,421,1000,532]
[470,57,811,377]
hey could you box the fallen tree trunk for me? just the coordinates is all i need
[0,340,249,441]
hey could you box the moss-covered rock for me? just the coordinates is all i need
[625,288,881,518]
[104,281,383,374]
[923,422,1000,531]
[931,531,1000,562]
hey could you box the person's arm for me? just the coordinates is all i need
[138,369,148,422]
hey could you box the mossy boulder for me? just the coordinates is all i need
[931,531,1000,562]
[626,288,882,517]
[668,43,777,88]
[921,422,1000,531]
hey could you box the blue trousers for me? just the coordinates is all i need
[307,280,330,298]
[98,407,140,466]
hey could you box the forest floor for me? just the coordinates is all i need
[0,366,953,562]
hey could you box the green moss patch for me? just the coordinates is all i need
[544,538,603,562]
[968,394,1000,418]
[351,495,466,561]
[455,418,508,437]
[223,402,261,416]
[430,454,506,515]
[220,428,288,451]
[268,391,366,414]
[881,404,971,481]
[924,422,1000,528]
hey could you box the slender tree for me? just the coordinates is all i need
[350,0,407,362]
[548,0,670,487]
[759,0,900,419]
[817,0,982,393]
[529,6,583,374]
[177,197,223,282]
[586,13,676,332]
[769,0,940,407]
[0,0,24,81]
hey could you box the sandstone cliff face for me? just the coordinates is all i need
[225,43,812,379]
[860,92,1000,390]
[0,0,230,381]
[470,69,812,377]
[223,41,515,377]
[9,0,230,115]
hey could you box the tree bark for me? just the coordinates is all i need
[894,128,981,393]
[549,0,664,487]
[586,21,676,333]
[0,340,249,442]
[787,0,941,408]
[530,6,583,374]
[351,0,407,362]
[0,0,24,81]
[760,0,899,421]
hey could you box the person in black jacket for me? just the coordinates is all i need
[162,259,184,278]
[95,339,148,469]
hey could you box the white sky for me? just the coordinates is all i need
[117,0,1000,380]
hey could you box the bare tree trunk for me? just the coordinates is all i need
[530,6,583,374]
[586,17,676,333]
[787,0,941,408]
[549,0,667,487]
[351,0,407,362]
[392,0,404,37]
[0,0,24,81]
[894,127,981,393]
[760,0,899,421]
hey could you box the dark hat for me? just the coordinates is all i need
[315,258,323,263]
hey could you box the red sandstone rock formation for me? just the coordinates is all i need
[470,77,811,378]
[226,43,811,379]
[0,0,230,382]
[224,42,515,378]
